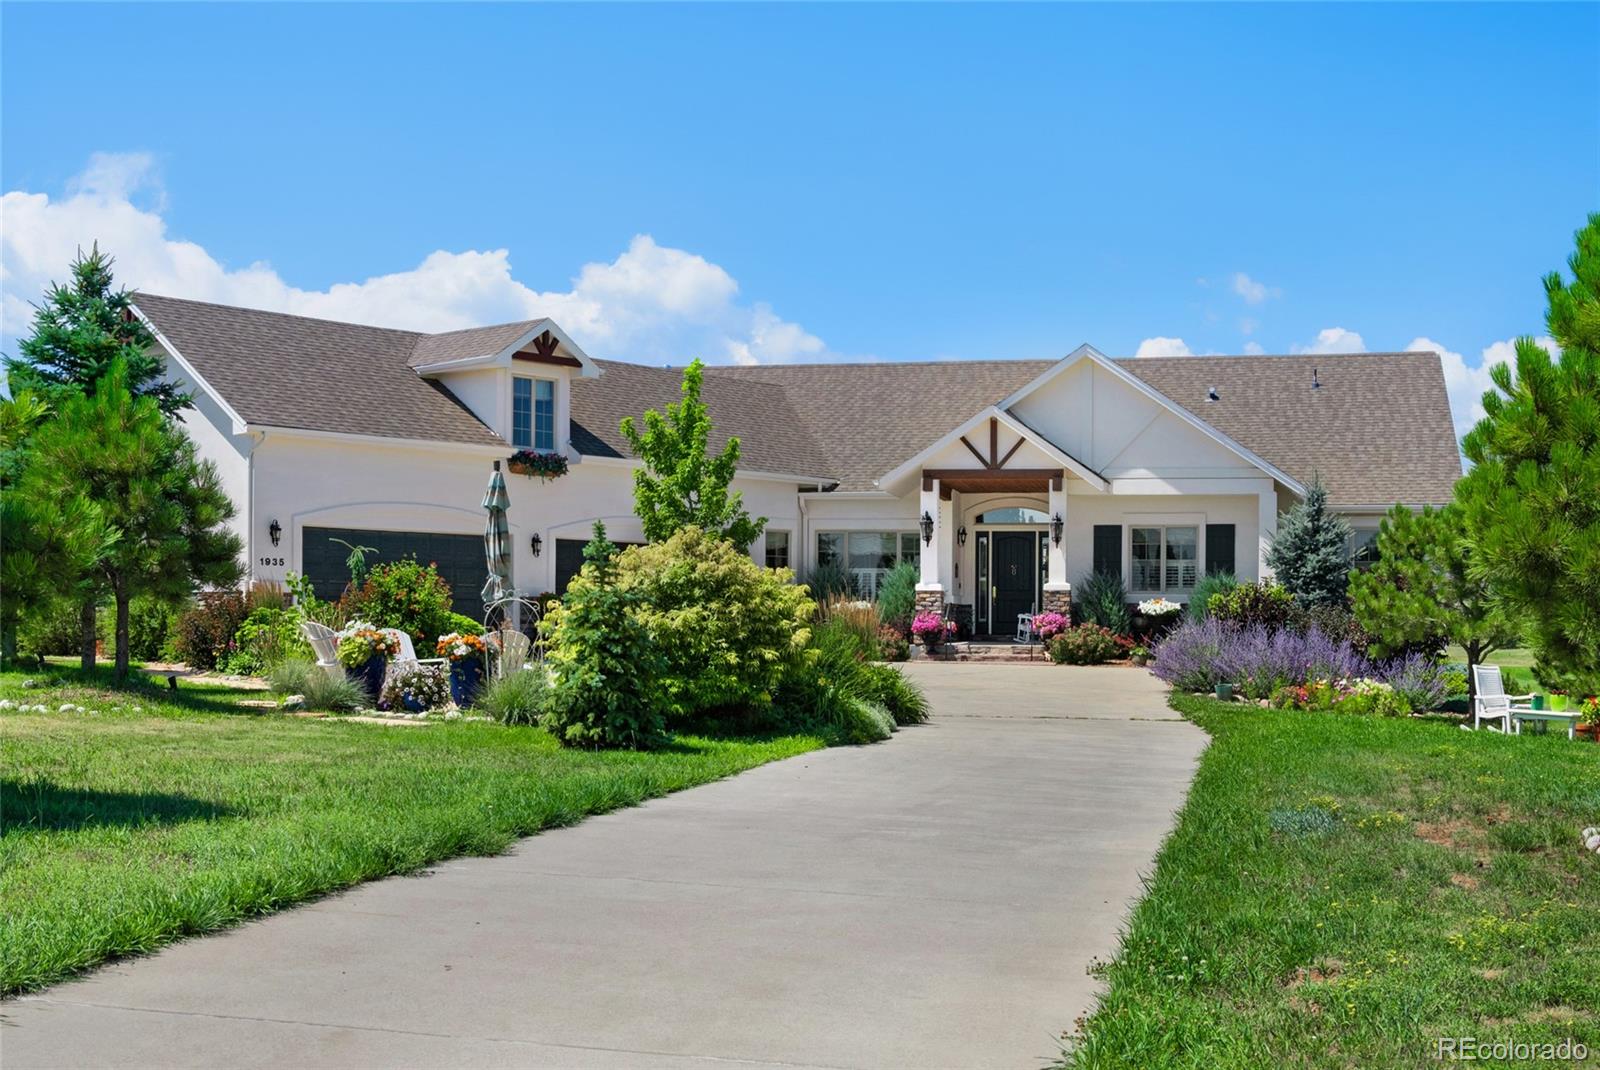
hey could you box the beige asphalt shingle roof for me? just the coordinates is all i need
[133,294,1461,506]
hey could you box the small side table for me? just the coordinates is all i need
[1508,705,1581,740]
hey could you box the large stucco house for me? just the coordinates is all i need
[136,294,1463,635]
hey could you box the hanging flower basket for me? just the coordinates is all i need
[507,450,568,481]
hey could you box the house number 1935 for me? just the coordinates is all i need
[258,556,285,567]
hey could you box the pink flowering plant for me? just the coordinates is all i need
[911,611,955,645]
[1032,612,1070,640]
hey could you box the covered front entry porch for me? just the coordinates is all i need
[912,466,1075,637]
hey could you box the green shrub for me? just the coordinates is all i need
[876,625,909,662]
[771,618,869,731]
[267,659,365,712]
[1075,571,1131,634]
[441,611,484,639]
[610,526,814,722]
[858,662,930,725]
[819,596,881,657]
[837,696,894,744]
[875,562,919,629]
[342,558,454,646]
[219,606,312,676]
[477,669,551,726]
[18,599,88,658]
[173,590,250,670]
[1288,601,1375,653]
[1187,572,1236,623]
[92,595,182,662]
[542,524,671,748]
[1208,581,1294,631]
[805,561,850,601]
[1049,623,1127,665]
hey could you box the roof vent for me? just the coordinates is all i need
[1312,368,1321,389]
[1206,386,1220,402]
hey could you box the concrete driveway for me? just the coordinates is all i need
[2,664,1205,1070]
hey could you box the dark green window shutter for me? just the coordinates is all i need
[1205,524,1236,576]
[1092,525,1122,580]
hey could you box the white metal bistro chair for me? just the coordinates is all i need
[1471,664,1529,733]
[298,620,343,682]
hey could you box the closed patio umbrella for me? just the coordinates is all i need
[481,461,513,615]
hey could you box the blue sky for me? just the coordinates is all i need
[3,3,1597,436]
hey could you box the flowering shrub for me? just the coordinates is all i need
[1150,617,1234,692]
[911,611,954,645]
[341,559,455,644]
[1214,625,1368,701]
[507,449,569,479]
[336,623,401,668]
[1272,677,1411,717]
[876,624,910,662]
[1382,653,1452,712]
[435,631,487,662]
[1583,695,1600,719]
[1137,597,1183,618]
[380,664,450,712]
[1048,623,1129,665]
[1207,582,1295,631]
[1032,612,1070,641]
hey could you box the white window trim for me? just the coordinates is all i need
[764,529,792,569]
[1126,520,1204,597]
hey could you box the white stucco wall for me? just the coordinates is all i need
[165,365,254,560]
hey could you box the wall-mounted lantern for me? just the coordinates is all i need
[956,525,968,547]
[1051,513,1064,547]
[920,511,935,546]
[530,533,543,557]
[268,519,282,547]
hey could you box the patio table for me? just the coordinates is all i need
[1507,705,1581,740]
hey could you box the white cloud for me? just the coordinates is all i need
[1134,336,1194,358]
[1231,272,1279,305]
[1291,327,1367,355]
[1406,334,1561,439]
[1242,341,1265,355]
[2,153,841,365]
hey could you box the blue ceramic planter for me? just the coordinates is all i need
[351,655,387,703]
[450,658,485,708]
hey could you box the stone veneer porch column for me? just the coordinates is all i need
[915,475,944,615]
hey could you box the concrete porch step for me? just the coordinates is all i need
[920,642,1048,663]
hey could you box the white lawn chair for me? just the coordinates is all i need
[1471,664,1530,733]
[299,620,343,681]
[1014,613,1036,645]
[486,627,532,680]
[383,629,448,670]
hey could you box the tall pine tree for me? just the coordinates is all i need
[4,244,189,414]
[1457,213,1600,693]
[620,358,765,551]
[1265,476,1352,607]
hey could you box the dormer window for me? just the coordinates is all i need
[513,376,555,451]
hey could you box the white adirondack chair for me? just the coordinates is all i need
[1471,664,1530,733]
[486,627,532,680]
[299,620,344,681]
[383,629,448,670]
[1014,613,1036,645]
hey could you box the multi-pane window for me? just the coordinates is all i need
[1131,526,1198,593]
[1348,528,1380,569]
[765,530,790,569]
[816,531,918,597]
[513,377,556,450]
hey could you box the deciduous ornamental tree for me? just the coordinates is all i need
[1350,503,1517,700]
[4,245,189,415]
[1265,476,1352,608]
[620,358,765,551]
[1457,213,1600,692]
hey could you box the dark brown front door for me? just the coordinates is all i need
[991,532,1037,635]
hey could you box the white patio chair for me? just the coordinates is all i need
[383,629,448,670]
[1471,664,1530,733]
[298,620,344,681]
[1013,613,1036,645]
[486,627,533,680]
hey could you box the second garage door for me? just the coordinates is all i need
[302,526,486,618]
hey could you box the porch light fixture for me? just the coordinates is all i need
[530,533,543,557]
[1050,513,1064,546]
[920,511,935,546]
[268,519,282,547]
[956,525,968,547]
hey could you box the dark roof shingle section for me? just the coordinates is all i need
[707,360,1051,491]
[1117,352,1463,505]
[135,294,503,446]
[409,321,541,367]
[570,361,836,480]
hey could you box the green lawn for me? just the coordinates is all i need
[1445,645,1540,693]
[0,665,823,994]
[1065,695,1600,1069]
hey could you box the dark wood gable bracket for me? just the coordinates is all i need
[513,329,583,368]
[958,417,1028,471]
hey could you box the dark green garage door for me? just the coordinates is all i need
[303,526,485,618]
[554,537,645,595]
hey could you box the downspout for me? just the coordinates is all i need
[797,492,810,579]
